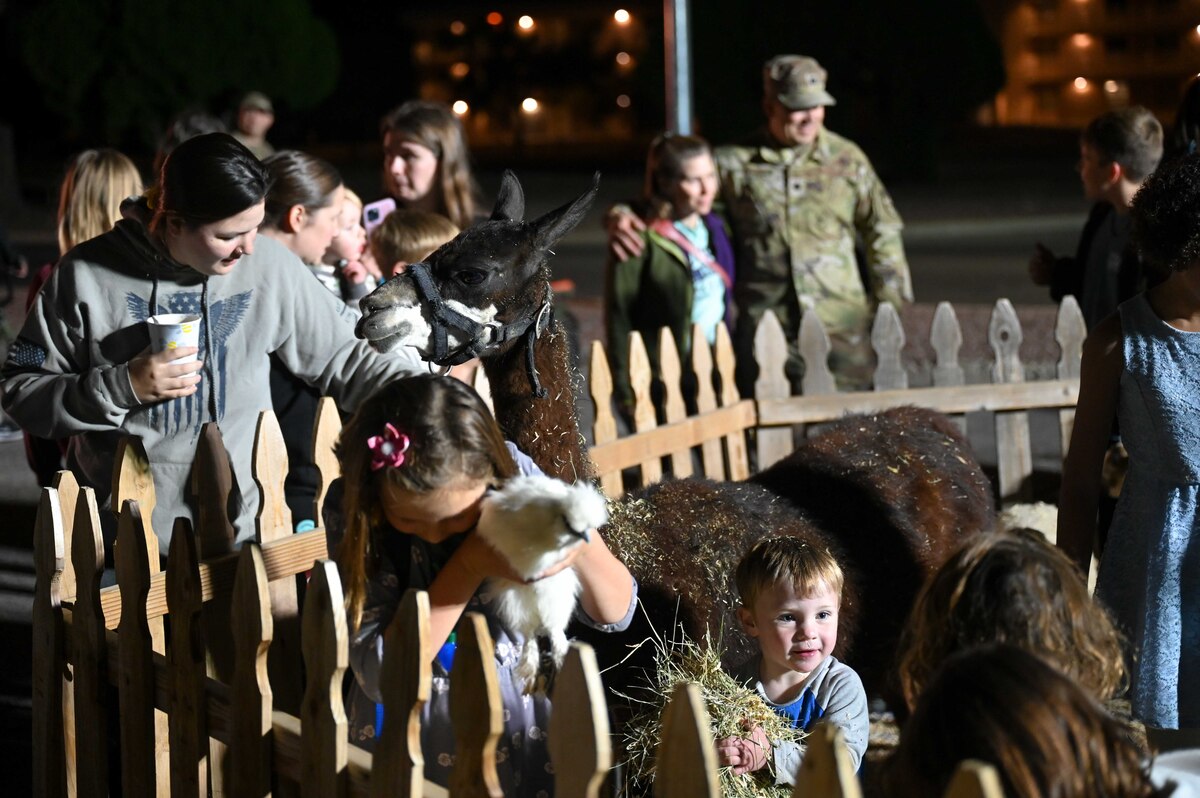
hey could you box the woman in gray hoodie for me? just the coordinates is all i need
[1,133,421,552]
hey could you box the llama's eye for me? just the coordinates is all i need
[457,269,487,286]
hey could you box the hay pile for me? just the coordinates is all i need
[617,625,805,798]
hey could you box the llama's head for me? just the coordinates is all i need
[355,170,598,364]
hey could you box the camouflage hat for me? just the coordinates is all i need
[763,55,836,110]
[239,91,274,113]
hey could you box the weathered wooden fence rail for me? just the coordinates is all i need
[590,298,1085,505]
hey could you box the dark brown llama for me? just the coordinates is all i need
[355,172,995,707]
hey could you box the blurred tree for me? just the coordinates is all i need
[16,0,339,147]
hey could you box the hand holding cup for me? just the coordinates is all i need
[130,314,204,403]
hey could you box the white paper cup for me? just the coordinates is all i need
[147,314,201,363]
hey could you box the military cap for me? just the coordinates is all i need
[239,91,274,114]
[763,55,837,110]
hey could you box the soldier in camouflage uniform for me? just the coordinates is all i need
[720,55,912,393]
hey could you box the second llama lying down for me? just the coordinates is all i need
[476,475,610,692]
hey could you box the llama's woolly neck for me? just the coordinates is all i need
[484,319,596,485]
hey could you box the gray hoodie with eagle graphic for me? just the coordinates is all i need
[1,205,421,549]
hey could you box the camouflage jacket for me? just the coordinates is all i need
[714,128,912,337]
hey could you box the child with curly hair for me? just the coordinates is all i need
[1059,151,1200,730]
[897,527,1127,712]
[324,374,636,795]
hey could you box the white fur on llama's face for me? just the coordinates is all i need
[359,295,498,357]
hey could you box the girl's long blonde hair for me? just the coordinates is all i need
[334,375,517,630]
[57,149,143,255]
[897,528,1126,710]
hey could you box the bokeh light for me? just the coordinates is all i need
[521,97,540,113]
[1073,76,1089,91]
[616,94,631,108]
[487,11,503,26]
[614,9,631,25]
[518,15,535,30]
[452,101,469,115]
[616,51,632,66]
[450,20,466,35]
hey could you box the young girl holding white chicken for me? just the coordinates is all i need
[325,374,635,793]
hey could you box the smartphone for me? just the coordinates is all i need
[363,198,397,236]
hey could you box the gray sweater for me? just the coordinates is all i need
[731,653,869,785]
[2,209,420,547]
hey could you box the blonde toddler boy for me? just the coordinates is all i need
[717,535,869,785]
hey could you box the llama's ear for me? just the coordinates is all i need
[490,169,525,222]
[530,172,600,251]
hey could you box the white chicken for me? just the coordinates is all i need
[475,475,609,692]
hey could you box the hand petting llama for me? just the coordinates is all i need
[475,475,609,692]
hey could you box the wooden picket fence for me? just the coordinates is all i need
[31,424,1005,798]
[588,299,1085,505]
[32,296,1078,796]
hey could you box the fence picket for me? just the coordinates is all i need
[254,411,304,718]
[110,451,172,798]
[194,423,237,560]
[313,397,343,527]
[989,299,1034,503]
[589,341,622,498]
[195,423,236,796]
[753,311,794,469]
[548,644,610,798]
[449,612,503,798]
[1055,296,1086,459]
[301,561,349,798]
[691,334,723,479]
[116,500,158,797]
[167,518,210,797]
[114,437,158,540]
[930,302,967,435]
[372,588,432,798]
[790,722,861,798]
[71,487,110,797]
[231,544,273,798]
[713,324,750,480]
[659,328,693,478]
[33,487,67,798]
[654,683,718,798]
[798,311,836,396]
[51,472,80,797]
[944,760,1005,798]
[629,331,662,486]
[872,302,907,390]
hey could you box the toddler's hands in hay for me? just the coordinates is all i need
[716,723,770,775]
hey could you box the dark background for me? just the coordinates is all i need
[0,0,1005,190]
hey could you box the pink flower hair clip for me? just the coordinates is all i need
[367,423,411,471]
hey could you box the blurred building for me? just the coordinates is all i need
[987,0,1199,127]
[401,4,658,161]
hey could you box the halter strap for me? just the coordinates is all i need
[405,261,553,395]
